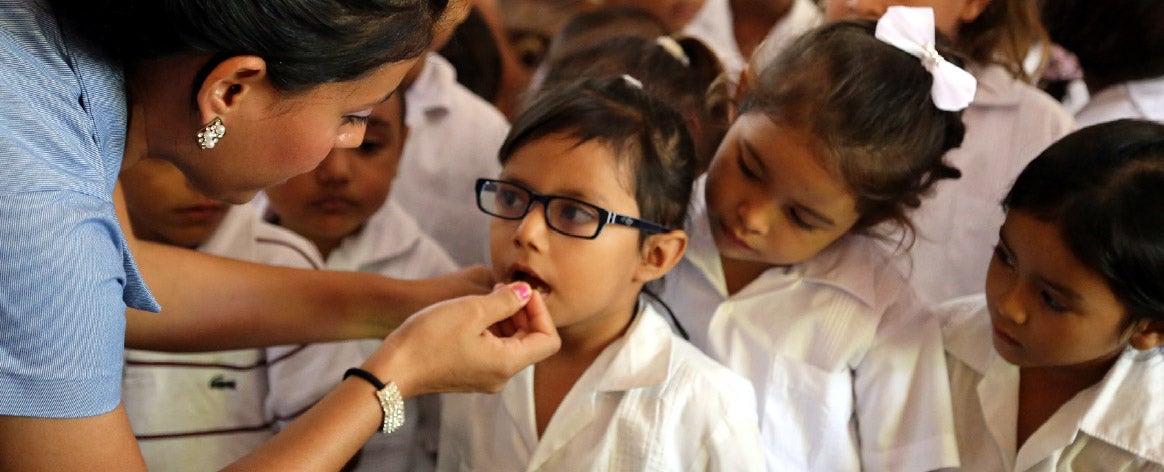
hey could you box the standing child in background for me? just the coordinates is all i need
[939,120,1164,470]
[825,0,1075,306]
[538,33,729,174]
[657,10,970,470]
[262,92,455,471]
[438,76,763,471]
[118,157,319,471]
[392,0,510,268]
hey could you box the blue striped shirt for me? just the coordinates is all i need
[0,0,160,419]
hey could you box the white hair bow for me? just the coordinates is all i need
[875,6,977,111]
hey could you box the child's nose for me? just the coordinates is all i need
[736,198,773,235]
[994,284,1028,325]
[513,202,549,249]
[315,153,352,184]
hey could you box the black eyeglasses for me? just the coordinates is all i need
[475,178,673,239]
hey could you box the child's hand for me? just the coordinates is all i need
[365,282,560,397]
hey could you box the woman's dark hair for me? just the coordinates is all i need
[1003,119,1164,326]
[500,76,696,233]
[540,35,728,174]
[50,0,447,93]
[1042,0,1164,92]
[740,20,964,239]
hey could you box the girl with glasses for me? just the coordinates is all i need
[437,75,764,471]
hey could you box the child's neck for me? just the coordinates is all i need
[729,0,792,60]
[720,254,779,296]
[1015,349,1124,449]
[532,297,639,437]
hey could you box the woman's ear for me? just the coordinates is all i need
[1129,319,1164,351]
[194,55,270,125]
[634,230,688,283]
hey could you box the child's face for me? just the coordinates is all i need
[489,134,649,336]
[823,0,989,37]
[264,94,408,256]
[704,113,860,267]
[120,157,231,249]
[986,210,1136,370]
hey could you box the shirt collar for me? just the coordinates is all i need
[593,300,674,392]
[968,63,1026,107]
[1127,76,1164,122]
[1078,348,1164,465]
[403,52,455,125]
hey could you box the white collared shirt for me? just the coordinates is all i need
[905,63,1075,306]
[390,52,509,268]
[682,0,822,83]
[1075,76,1164,127]
[436,300,764,471]
[123,205,320,472]
[656,179,958,471]
[939,295,1164,471]
[264,200,457,472]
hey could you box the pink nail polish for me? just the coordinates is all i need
[513,283,531,302]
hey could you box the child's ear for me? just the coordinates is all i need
[634,230,688,283]
[958,0,993,24]
[1129,319,1164,351]
[1129,320,1164,351]
[194,55,269,125]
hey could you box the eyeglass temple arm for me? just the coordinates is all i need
[606,212,672,234]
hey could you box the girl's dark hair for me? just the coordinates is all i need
[540,35,728,174]
[1003,119,1164,326]
[741,20,964,239]
[50,0,447,93]
[500,76,696,233]
[1042,0,1164,92]
[546,5,668,64]
[957,0,1047,81]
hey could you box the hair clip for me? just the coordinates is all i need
[656,36,690,67]
[875,6,977,111]
[621,74,643,89]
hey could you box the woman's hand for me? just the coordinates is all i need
[364,282,560,397]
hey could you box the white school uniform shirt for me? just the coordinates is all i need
[436,299,764,472]
[390,52,509,268]
[264,200,457,472]
[1075,76,1164,127]
[906,64,1075,306]
[123,204,320,472]
[655,178,958,471]
[938,295,1164,471]
[683,0,821,83]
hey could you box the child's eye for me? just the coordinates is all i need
[357,140,383,155]
[788,208,816,231]
[556,202,598,225]
[992,244,1015,269]
[496,188,526,211]
[1039,290,1069,312]
[737,154,760,181]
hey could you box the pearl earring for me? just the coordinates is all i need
[196,117,226,150]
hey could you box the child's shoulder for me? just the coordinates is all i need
[799,235,914,311]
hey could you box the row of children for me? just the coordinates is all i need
[119,1,1163,471]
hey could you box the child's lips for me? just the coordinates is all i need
[508,265,552,296]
